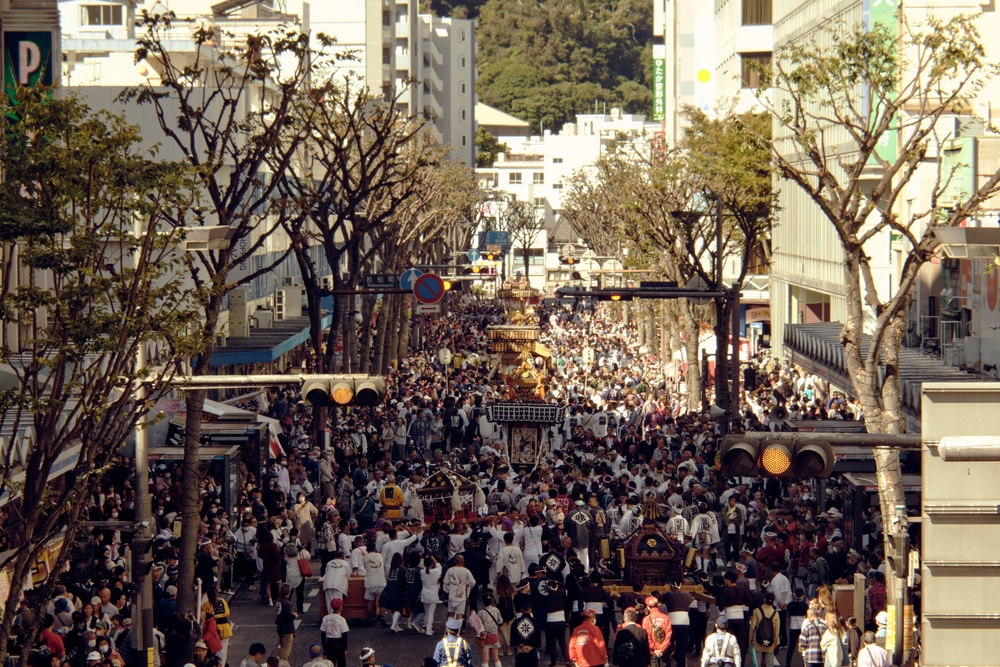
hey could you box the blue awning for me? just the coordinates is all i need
[210,314,332,367]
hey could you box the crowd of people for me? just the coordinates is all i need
[7,293,909,667]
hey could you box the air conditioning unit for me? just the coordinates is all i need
[321,275,333,290]
[255,308,274,329]
[275,289,286,320]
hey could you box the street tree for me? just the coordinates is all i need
[756,13,1000,543]
[278,77,437,383]
[0,88,200,666]
[477,193,539,280]
[123,10,326,615]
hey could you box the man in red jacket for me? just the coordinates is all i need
[569,610,607,667]
[641,596,673,667]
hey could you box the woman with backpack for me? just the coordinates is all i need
[748,592,781,667]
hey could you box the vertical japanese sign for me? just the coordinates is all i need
[3,31,54,102]
[653,58,665,121]
[865,0,899,163]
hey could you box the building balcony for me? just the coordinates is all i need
[396,22,409,39]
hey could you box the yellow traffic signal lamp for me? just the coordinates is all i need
[472,265,481,273]
[444,279,453,290]
[484,251,504,261]
[301,375,388,407]
[560,255,577,266]
[718,437,835,478]
[608,292,632,302]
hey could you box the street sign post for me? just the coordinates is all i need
[467,249,481,262]
[412,273,446,304]
[363,274,399,290]
[415,303,441,315]
[481,231,511,252]
[399,268,423,291]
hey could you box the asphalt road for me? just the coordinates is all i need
[225,574,455,667]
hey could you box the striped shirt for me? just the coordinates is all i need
[797,619,828,665]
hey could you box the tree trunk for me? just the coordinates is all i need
[359,295,375,373]
[176,294,223,617]
[681,302,703,413]
[177,387,207,617]
[397,304,411,363]
[387,296,404,370]
[714,296,732,411]
[372,295,390,374]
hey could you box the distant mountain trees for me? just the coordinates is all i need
[442,0,653,131]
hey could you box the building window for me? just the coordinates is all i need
[740,52,771,88]
[552,157,563,164]
[509,173,522,185]
[461,29,467,42]
[461,108,467,121]
[383,48,392,65]
[81,4,123,26]
[460,56,467,68]
[552,183,563,190]
[533,172,544,185]
[460,83,466,95]
[533,197,546,207]
[742,0,772,25]
[461,135,467,147]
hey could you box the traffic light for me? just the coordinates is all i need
[886,532,910,577]
[464,265,482,275]
[718,437,835,478]
[301,375,387,407]
[593,291,632,302]
[484,250,504,261]
[559,255,577,266]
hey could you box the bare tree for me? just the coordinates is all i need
[123,10,325,615]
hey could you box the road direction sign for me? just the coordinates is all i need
[467,249,481,262]
[416,303,441,316]
[399,268,424,291]
[413,273,446,304]
[363,274,398,290]
[481,231,511,251]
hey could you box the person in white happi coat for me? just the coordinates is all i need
[494,533,526,586]
[323,554,351,613]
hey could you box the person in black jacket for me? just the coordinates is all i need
[542,576,568,667]
[613,608,650,667]
[511,600,543,667]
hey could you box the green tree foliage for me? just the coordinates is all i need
[476,126,509,167]
[476,0,653,131]
[0,87,199,666]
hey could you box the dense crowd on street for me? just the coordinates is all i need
[6,294,906,667]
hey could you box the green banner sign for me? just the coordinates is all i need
[867,0,899,163]
[4,31,54,102]
[653,58,665,121]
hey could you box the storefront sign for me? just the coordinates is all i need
[746,307,770,323]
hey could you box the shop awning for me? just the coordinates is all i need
[783,323,993,430]
[209,314,332,367]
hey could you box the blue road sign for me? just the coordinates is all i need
[481,231,511,251]
[413,273,445,304]
[467,249,481,262]
[399,268,424,291]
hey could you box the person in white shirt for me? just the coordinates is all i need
[494,533,526,586]
[323,554,351,607]
[302,643,334,667]
[379,528,420,567]
[856,631,890,667]
[414,555,443,636]
[443,554,477,619]
[320,599,350,667]
[349,536,367,576]
[361,547,385,619]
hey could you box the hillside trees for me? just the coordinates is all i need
[476,0,653,131]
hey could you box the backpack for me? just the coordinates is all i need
[498,595,516,622]
[615,638,636,662]
[755,608,776,647]
[651,618,667,644]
